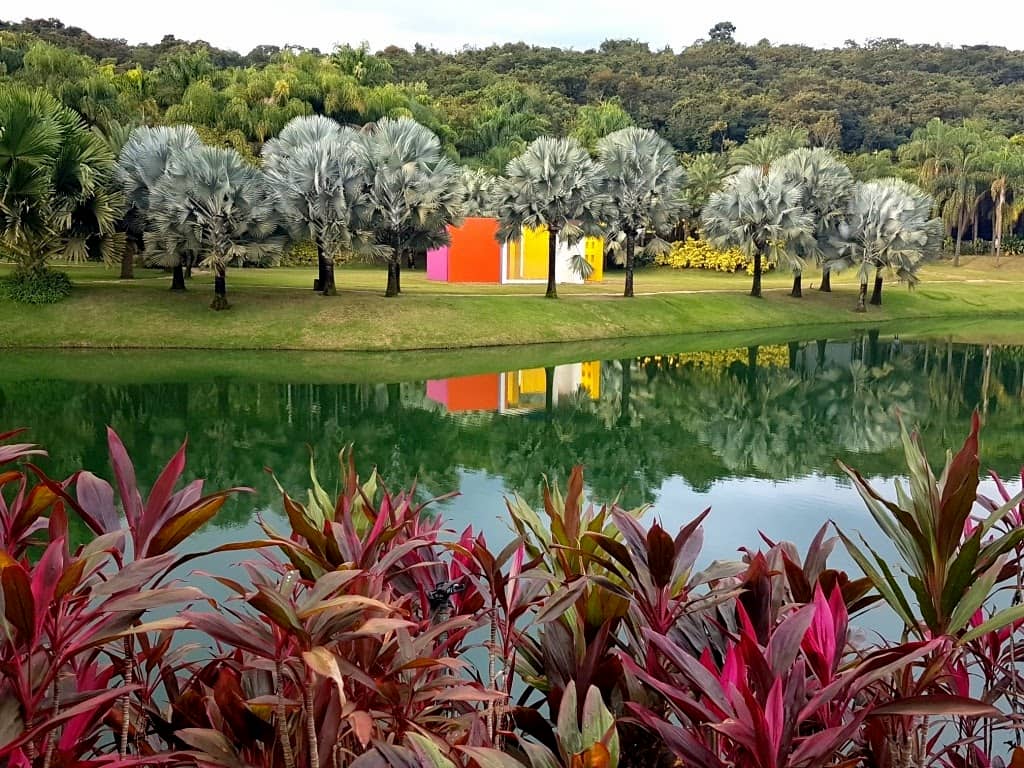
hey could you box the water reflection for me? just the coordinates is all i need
[1,333,1021,533]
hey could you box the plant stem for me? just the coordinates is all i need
[304,681,319,768]
[119,635,132,758]
[42,675,60,768]
[276,660,295,768]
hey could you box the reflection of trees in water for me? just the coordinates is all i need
[0,337,1021,528]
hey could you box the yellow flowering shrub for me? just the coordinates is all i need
[655,240,776,276]
[639,345,789,375]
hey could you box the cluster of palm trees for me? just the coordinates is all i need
[703,146,944,310]
[2,85,944,312]
[899,119,1024,265]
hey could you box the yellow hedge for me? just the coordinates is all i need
[640,345,790,375]
[655,240,775,276]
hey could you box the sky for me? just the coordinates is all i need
[5,0,1024,54]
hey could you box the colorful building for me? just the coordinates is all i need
[426,362,602,414]
[426,217,604,285]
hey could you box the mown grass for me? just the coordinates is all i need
[0,256,1021,355]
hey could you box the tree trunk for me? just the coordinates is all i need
[395,258,402,294]
[185,257,193,279]
[211,265,229,310]
[624,232,635,297]
[544,366,555,421]
[170,262,186,291]
[954,208,964,267]
[314,241,326,291]
[816,339,827,370]
[546,227,559,299]
[995,184,1005,264]
[407,250,416,269]
[790,273,802,297]
[870,270,883,305]
[750,251,763,298]
[856,282,867,312]
[385,260,399,297]
[819,266,831,292]
[321,255,337,296]
[119,246,134,280]
[618,358,632,427]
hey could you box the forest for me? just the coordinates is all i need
[4,16,1024,162]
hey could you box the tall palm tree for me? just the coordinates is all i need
[356,117,463,297]
[772,148,854,295]
[262,115,365,296]
[494,136,604,299]
[982,138,1024,263]
[899,118,988,266]
[596,127,686,297]
[701,165,814,298]
[145,144,284,309]
[117,124,201,289]
[832,178,943,311]
[0,85,123,279]
[681,152,730,238]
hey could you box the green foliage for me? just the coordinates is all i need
[281,239,319,265]
[0,267,72,303]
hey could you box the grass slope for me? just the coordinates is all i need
[0,257,1021,354]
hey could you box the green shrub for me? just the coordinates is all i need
[0,269,73,304]
[281,240,318,266]
[1002,235,1024,255]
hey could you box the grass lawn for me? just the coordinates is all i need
[0,256,1021,354]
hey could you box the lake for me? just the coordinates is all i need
[3,329,1022,612]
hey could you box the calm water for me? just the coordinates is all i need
[3,331,1023,596]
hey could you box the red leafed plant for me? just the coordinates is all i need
[2,413,1023,768]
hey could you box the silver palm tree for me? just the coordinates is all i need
[460,168,498,218]
[145,144,284,309]
[262,115,365,296]
[493,136,605,299]
[356,117,463,297]
[701,165,814,298]
[596,127,687,297]
[117,124,201,289]
[831,178,943,312]
[771,148,854,296]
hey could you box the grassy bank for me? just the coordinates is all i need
[0,257,1021,354]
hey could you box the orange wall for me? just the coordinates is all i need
[445,373,500,411]
[448,217,502,283]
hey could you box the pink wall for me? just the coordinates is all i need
[426,246,449,281]
[425,379,448,407]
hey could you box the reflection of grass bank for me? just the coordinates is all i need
[0,317,1020,385]
[0,258,1021,355]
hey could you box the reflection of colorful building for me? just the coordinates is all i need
[426,362,602,413]
[426,217,604,285]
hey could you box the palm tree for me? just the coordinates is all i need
[357,117,463,297]
[494,136,604,299]
[117,124,201,290]
[262,115,365,296]
[701,165,814,298]
[832,178,943,312]
[460,168,498,217]
[145,144,284,309]
[899,119,988,266]
[729,126,808,171]
[982,138,1024,264]
[0,85,123,279]
[571,100,633,154]
[596,127,686,297]
[772,148,854,295]
[681,152,730,238]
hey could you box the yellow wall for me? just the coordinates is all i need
[584,237,604,282]
[518,227,549,280]
[579,361,601,398]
